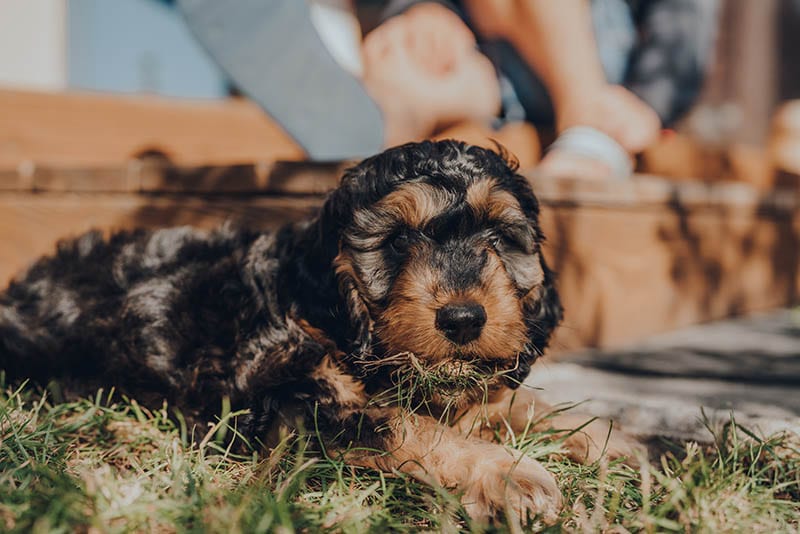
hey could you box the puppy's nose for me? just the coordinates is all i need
[435,302,486,345]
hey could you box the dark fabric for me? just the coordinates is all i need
[624,0,719,125]
[177,0,384,160]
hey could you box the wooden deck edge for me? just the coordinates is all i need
[0,89,306,169]
[0,160,350,196]
[1,185,798,352]
[0,89,541,172]
[2,162,799,212]
[5,88,799,192]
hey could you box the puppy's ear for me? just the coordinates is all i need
[333,252,373,355]
[506,262,563,387]
[504,171,563,348]
[497,163,563,386]
[525,261,563,350]
[297,162,377,355]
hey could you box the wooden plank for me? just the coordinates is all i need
[0,192,322,286]
[0,168,20,190]
[542,202,800,352]
[770,100,800,186]
[4,156,796,213]
[0,161,348,194]
[30,166,135,193]
[138,161,347,195]
[0,89,305,169]
[0,89,544,172]
[640,133,777,190]
[1,179,798,353]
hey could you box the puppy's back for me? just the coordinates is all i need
[0,226,260,391]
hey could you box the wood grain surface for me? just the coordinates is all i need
[2,175,797,353]
[0,89,305,169]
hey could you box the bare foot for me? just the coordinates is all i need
[539,84,661,180]
[362,2,501,148]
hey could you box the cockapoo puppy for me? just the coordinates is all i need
[0,141,635,525]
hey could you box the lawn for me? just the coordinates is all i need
[1,380,798,533]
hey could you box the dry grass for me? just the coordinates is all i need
[1,379,798,533]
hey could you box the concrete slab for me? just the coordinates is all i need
[528,309,800,442]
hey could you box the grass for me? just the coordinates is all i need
[0,381,798,533]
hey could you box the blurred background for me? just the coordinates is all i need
[0,0,226,99]
[3,0,800,168]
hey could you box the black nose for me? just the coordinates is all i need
[435,302,487,345]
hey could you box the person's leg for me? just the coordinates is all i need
[464,0,662,178]
[360,2,501,145]
[177,0,384,160]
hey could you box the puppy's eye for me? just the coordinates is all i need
[390,232,411,254]
[490,234,501,248]
[491,233,514,250]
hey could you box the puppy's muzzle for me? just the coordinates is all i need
[435,302,486,345]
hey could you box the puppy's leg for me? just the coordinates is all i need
[351,412,563,526]
[294,358,562,525]
[455,387,642,464]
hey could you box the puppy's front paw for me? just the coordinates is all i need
[461,446,562,526]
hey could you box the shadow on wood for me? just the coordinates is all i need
[2,162,798,354]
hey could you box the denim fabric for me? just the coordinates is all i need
[177,0,384,160]
[593,0,638,85]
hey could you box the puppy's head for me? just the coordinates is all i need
[318,141,562,390]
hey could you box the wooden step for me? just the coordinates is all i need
[0,89,542,171]
[0,89,305,169]
[1,162,797,353]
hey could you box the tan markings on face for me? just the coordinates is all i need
[376,248,527,362]
[333,250,359,289]
[465,178,494,215]
[519,276,549,313]
[466,179,528,227]
[354,182,456,232]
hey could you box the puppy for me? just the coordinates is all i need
[0,141,631,524]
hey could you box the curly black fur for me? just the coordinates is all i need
[0,140,562,449]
